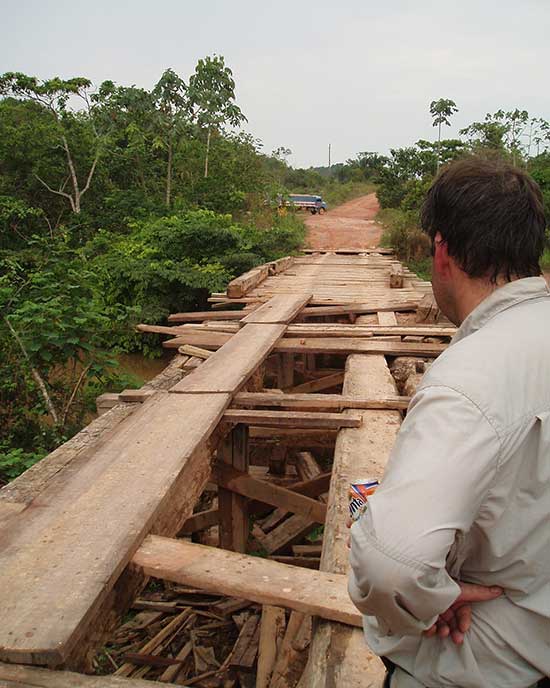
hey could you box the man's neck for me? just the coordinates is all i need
[454,274,519,326]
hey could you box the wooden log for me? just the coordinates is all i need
[298,314,398,688]
[167,310,245,322]
[177,344,212,359]
[300,301,419,317]
[289,372,345,394]
[229,614,261,669]
[180,508,220,534]
[256,606,286,688]
[233,392,410,411]
[0,663,170,687]
[389,264,404,289]
[277,353,295,389]
[222,409,362,430]
[131,536,362,627]
[0,392,229,667]
[218,425,249,553]
[294,452,322,482]
[269,612,311,688]
[258,515,317,555]
[118,389,155,404]
[213,464,327,524]
[227,265,270,298]
[165,334,445,357]
[275,338,445,357]
[268,256,295,275]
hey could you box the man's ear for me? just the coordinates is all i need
[433,232,452,279]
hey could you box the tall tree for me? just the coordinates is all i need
[429,98,458,171]
[151,69,188,207]
[0,73,110,214]
[187,55,246,178]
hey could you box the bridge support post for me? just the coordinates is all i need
[218,423,249,552]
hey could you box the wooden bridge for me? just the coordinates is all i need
[0,249,452,687]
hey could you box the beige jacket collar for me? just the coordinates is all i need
[452,276,550,345]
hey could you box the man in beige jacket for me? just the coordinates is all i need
[349,158,550,687]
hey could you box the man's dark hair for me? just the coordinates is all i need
[421,157,546,283]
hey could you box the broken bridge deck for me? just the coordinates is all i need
[0,249,451,686]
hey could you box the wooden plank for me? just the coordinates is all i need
[376,310,398,327]
[299,315,399,687]
[118,389,155,403]
[0,663,170,687]
[241,294,311,325]
[222,409,362,429]
[170,323,285,394]
[233,391,410,411]
[288,372,344,394]
[213,464,327,524]
[390,264,404,288]
[275,338,445,357]
[131,536,362,627]
[180,508,220,534]
[167,310,245,322]
[229,614,260,669]
[177,344,212,359]
[300,301,419,317]
[258,515,317,555]
[164,335,445,357]
[227,265,270,298]
[163,330,232,349]
[277,353,295,389]
[269,612,311,688]
[256,606,286,688]
[198,322,456,338]
[268,256,295,275]
[0,391,230,667]
[219,424,249,553]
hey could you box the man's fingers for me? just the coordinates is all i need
[423,624,438,638]
[456,604,472,633]
[451,629,465,645]
[456,582,503,604]
[436,619,450,638]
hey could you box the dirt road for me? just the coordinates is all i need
[304,193,383,250]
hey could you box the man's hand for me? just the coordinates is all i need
[423,582,503,645]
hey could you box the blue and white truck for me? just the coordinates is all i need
[286,194,327,214]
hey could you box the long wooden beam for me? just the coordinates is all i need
[0,391,230,667]
[213,464,327,524]
[131,536,362,628]
[222,409,362,429]
[233,391,411,411]
[163,334,445,357]
[0,663,167,687]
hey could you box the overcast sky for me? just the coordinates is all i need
[1,0,549,168]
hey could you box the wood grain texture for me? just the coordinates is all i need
[132,536,362,627]
[170,323,285,393]
[240,294,311,325]
[0,391,229,666]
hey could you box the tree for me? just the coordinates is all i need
[187,55,247,178]
[429,98,458,171]
[151,69,188,207]
[0,73,110,214]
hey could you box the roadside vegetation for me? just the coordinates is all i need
[374,100,550,278]
[0,60,382,481]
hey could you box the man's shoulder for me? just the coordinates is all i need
[419,301,550,435]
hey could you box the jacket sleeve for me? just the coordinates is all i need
[348,384,501,635]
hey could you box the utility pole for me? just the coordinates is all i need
[328,143,331,169]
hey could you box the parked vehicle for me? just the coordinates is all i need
[285,194,327,214]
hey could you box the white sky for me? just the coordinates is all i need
[1,0,549,168]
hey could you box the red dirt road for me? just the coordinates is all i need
[304,193,383,251]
